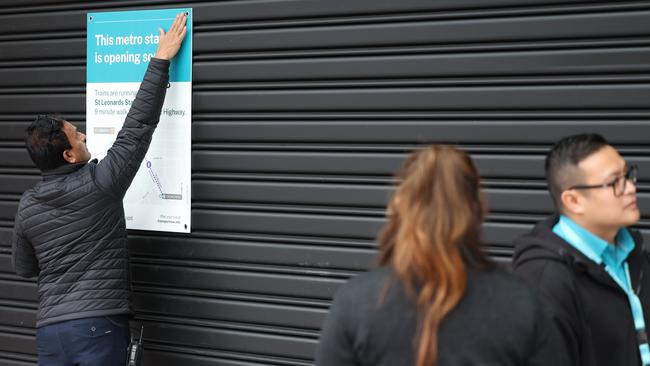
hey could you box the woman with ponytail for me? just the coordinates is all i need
[316,145,568,366]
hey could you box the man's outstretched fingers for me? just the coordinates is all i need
[170,13,184,35]
[153,12,188,60]
[169,13,180,34]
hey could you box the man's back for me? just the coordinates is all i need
[16,161,129,327]
[13,57,172,328]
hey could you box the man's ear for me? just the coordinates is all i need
[560,190,585,215]
[63,149,75,164]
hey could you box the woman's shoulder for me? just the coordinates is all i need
[335,267,394,298]
[470,267,534,291]
[466,267,543,314]
[338,267,534,299]
[331,267,410,312]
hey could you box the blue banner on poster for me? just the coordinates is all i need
[87,8,192,83]
[86,8,193,233]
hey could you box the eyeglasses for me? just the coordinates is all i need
[568,164,638,197]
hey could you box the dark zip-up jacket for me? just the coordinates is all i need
[512,215,650,366]
[317,266,570,366]
[11,58,170,328]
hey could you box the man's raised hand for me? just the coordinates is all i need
[154,12,187,60]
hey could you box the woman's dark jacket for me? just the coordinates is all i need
[316,266,569,366]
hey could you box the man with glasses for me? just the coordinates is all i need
[11,14,186,366]
[513,133,650,366]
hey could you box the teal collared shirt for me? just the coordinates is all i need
[553,215,650,365]
[553,214,635,288]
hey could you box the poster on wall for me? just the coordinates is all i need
[86,8,192,233]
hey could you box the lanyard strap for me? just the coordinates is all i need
[606,263,650,366]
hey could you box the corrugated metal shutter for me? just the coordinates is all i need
[1,1,650,364]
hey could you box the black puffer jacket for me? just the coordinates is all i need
[11,58,169,328]
[512,215,650,366]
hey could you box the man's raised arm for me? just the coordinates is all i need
[94,13,187,198]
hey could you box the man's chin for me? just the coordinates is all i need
[622,210,641,227]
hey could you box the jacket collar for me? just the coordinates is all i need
[528,214,599,267]
[41,159,97,181]
[555,214,635,269]
[517,214,646,294]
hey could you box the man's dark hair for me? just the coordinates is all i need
[545,133,609,210]
[25,114,72,172]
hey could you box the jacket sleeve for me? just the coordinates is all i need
[514,260,582,366]
[11,215,39,278]
[316,287,361,366]
[94,58,170,199]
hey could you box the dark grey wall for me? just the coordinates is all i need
[1,1,650,365]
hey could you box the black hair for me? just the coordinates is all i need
[545,133,609,210]
[25,114,72,172]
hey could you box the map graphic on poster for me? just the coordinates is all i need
[86,8,192,233]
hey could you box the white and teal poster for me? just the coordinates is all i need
[86,8,192,233]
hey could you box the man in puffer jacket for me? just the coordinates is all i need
[11,13,187,366]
